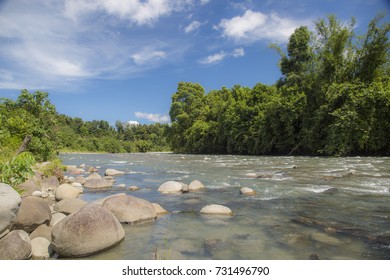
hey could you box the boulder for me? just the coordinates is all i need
[189,180,205,191]
[117,184,126,188]
[50,213,67,227]
[40,176,60,193]
[69,168,85,175]
[54,198,87,215]
[158,181,183,194]
[86,173,102,181]
[0,183,21,238]
[103,194,157,224]
[12,196,51,233]
[84,178,113,189]
[91,193,125,206]
[239,187,256,196]
[51,204,125,257]
[17,179,40,196]
[127,186,140,191]
[29,224,52,242]
[200,204,233,216]
[0,230,31,260]
[55,184,81,201]
[75,176,86,185]
[104,169,125,176]
[31,237,52,260]
[152,203,168,215]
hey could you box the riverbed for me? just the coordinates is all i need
[60,153,390,260]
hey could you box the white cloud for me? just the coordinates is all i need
[131,49,167,65]
[216,9,309,42]
[200,48,245,64]
[64,0,189,26]
[184,20,201,33]
[135,112,170,123]
[200,0,210,5]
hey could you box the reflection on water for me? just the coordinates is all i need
[60,153,390,260]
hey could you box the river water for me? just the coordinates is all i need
[60,153,390,260]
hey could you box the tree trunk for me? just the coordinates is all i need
[16,135,32,155]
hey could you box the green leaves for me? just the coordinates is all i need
[0,152,36,190]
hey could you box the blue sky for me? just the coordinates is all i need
[0,0,389,124]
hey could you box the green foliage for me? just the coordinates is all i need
[37,159,66,179]
[168,14,390,156]
[0,152,36,189]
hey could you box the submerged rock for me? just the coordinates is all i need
[0,230,31,260]
[51,204,125,258]
[200,204,233,216]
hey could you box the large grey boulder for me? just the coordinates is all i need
[55,184,81,201]
[157,181,184,194]
[200,204,233,216]
[54,198,87,215]
[0,183,21,238]
[103,194,157,224]
[12,196,51,233]
[84,178,113,189]
[0,230,31,260]
[51,204,125,257]
[31,237,52,260]
[189,180,205,191]
[85,173,102,181]
[104,169,125,176]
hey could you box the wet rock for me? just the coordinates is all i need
[239,187,256,196]
[200,204,233,216]
[189,180,205,191]
[372,232,390,247]
[55,184,81,201]
[152,203,168,215]
[31,237,52,260]
[311,232,343,246]
[158,181,184,194]
[54,198,88,215]
[183,199,201,205]
[204,238,229,253]
[12,196,51,233]
[155,248,186,260]
[30,224,52,242]
[84,178,113,189]
[170,238,201,254]
[127,186,140,191]
[0,230,31,260]
[105,169,125,176]
[103,194,157,224]
[51,204,125,258]
[0,183,21,238]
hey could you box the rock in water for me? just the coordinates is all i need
[51,204,125,257]
[157,181,183,193]
[0,230,31,260]
[152,203,168,215]
[239,187,256,196]
[189,180,205,191]
[55,184,81,201]
[84,179,113,189]
[0,183,21,238]
[200,204,233,216]
[104,169,125,176]
[103,194,157,224]
[12,196,51,233]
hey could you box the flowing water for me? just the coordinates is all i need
[60,153,390,260]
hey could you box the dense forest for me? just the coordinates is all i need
[0,90,170,163]
[168,14,390,156]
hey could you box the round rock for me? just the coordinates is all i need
[200,204,233,216]
[12,196,51,233]
[53,198,88,215]
[158,181,183,194]
[103,194,157,224]
[31,237,52,260]
[51,204,125,258]
[189,180,205,191]
[239,187,256,196]
[0,230,31,260]
[55,184,81,201]
[0,183,21,238]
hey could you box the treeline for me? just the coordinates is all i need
[168,14,390,156]
[0,90,170,162]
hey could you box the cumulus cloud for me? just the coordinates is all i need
[216,9,309,42]
[200,48,245,64]
[135,112,170,123]
[184,20,201,33]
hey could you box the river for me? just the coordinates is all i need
[60,153,390,260]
